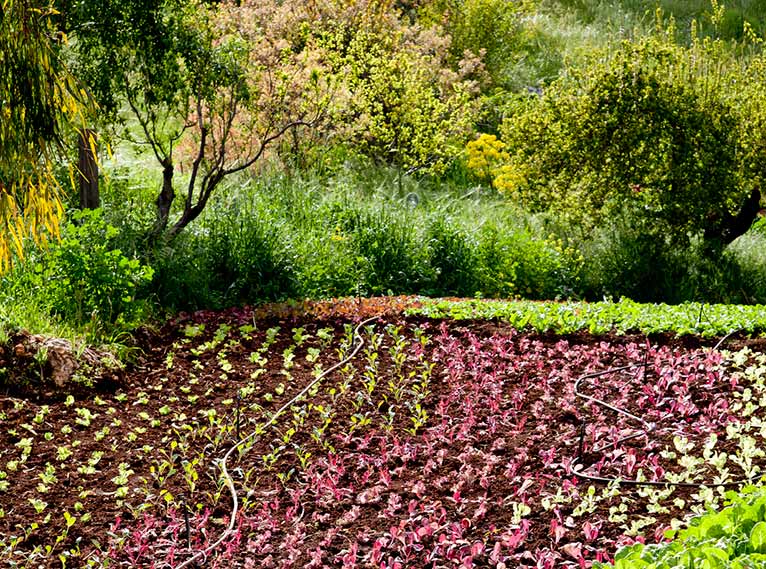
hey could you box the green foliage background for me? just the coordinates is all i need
[8,0,766,339]
[495,23,764,247]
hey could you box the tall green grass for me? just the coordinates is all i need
[493,0,766,99]
[545,0,766,41]
[118,163,576,310]
[60,157,766,312]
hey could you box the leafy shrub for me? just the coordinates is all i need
[293,232,365,299]
[494,21,765,249]
[596,488,766,569]
[27,209,154,334]
[151,196,297,309]
[138,165,584,307]
[209,201,297,302]
[727,230,766,304]
[323,22,480,176]
[576,208,692,302]
[477,224,577,299]
[431,0,528,85]
[574,205,751,303]
[349,208,432,295]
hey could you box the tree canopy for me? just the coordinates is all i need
[65,0,331,238]
[473,22,766,250]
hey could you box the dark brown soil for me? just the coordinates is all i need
[0,297,762,567]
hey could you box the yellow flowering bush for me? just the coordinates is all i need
[324,20,479,176]
[465,134,509,183]
[492,163,528,197]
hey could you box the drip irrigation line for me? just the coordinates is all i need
[171,316,379,569]
[714,330,738,352]
[574,365,655,429]
[572,333,759,489]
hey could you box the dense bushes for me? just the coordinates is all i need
[576,208,746,303]
[1,209,153,341]
[471,21,766,250]
[460,15,766,302]
[150,197,298,309]
[9,0,766,340]
[322,24,480,175]
[8,161,766,337]
[123,167,575,310]
[123,165,766,310]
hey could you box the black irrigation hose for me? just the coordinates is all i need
[571,337,760,489]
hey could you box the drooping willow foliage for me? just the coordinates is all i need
[0,0,86,270]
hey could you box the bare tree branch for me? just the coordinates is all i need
[186,95,207,212]
[124,77,167,165]
[222,119,313,177]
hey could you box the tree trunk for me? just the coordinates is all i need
[153,159,175,235]
[725,188,762,244]
[78,129,99,209]
[168,173,224,237]
[704,188,762,247]
[168,204,204,238]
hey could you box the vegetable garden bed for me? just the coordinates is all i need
[2,299,766,567]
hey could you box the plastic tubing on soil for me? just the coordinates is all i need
[171,316,379,569]
[571,331,755,488]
